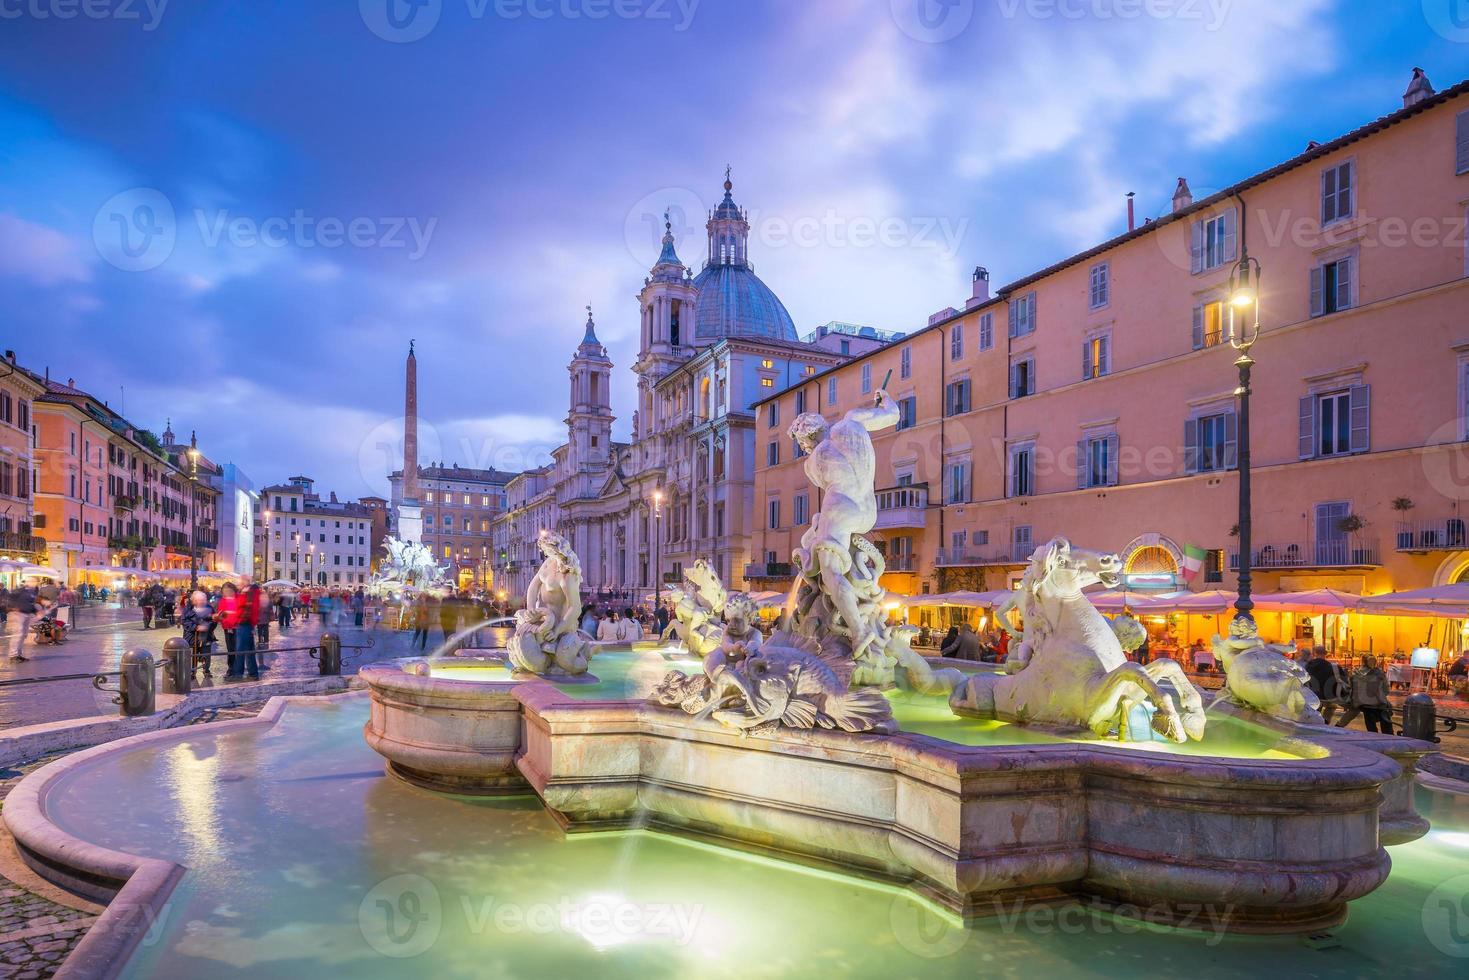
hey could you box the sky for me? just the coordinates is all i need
[0,0,1462,500]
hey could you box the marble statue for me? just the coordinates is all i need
[950,537,1207,743]
[787,390,901,663]
[374,537,448,592]
[704,591,763,675]
[506,530,593,676]
[1210,619,1324,724]
[652,631,896,735]
[661,560,727,659]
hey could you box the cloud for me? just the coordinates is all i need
[0,212,92,285]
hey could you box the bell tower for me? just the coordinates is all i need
[568,307,615,494]
[633,211,698,439]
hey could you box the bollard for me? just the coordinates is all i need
[161,637,192,695]
[318,633,342,676]
[94,649,156,717]
[1401,692,1439,743]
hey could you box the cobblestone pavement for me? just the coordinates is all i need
[0,604,428,729]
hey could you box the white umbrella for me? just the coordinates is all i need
[18,565,62,580]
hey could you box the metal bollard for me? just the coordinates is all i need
[93,649,156,717]
[161,637,192,695]
[318,633,342,676]
[1401,692,1440,743]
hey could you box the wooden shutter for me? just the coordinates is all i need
[1106,434,1120,486]
[1222,207,1237,263]
[1335,256,1352,311]
[1008,362,1018,399]
[1192,305,1204,349]
[1183,417,1199,474]
[1082,342,1093,380]
[1349,384,1371,453]
[1027,293,1037,333]
[1321,167,1337,223]
[1298,395,1316,459]
[1338,162,1352,220]
[1098,335,1110,375]
[1224,410,1239,469]
[1309,265,1324,317]
[1190,220,1203,274]
[1077,440,1088,489]
[1458,110,1469,175]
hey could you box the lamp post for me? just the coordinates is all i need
[260,508,271,583]
[651,488,664,602]
[1227,248,1263,634]
[187,448,200,593]
[292,532,301,584]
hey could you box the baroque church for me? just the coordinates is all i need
[492,174,880,597]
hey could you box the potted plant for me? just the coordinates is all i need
[1338,514,1368,564]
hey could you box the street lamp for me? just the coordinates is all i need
[187,447,200,593]
[1227,249,1263,632]
[261,508,271,583]
[651,488,664,600]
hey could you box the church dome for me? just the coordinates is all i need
[691,263,798,342]
[688,171,799,344]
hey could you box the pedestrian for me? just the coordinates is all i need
[938,626,960,658]
[7,584,39,662]
[654,602,670,636]
[597,611,620,642]
[1335,655,1395,735]
[412,595,431,651]
[217,583,244,676]
[581,605,599,636]
[278,590,293,631]
[257,592,272,648]
[1304,646,1348,725]
[318,592,333,627]
[230,584,263,681]
[352,587,366,627]
[619,607,643,643]
[181,590,217,676]
[140,584,156,630]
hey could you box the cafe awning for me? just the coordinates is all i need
[1358,584,1469,618]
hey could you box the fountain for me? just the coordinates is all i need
[5,388,1443,979]
[370,535,449,594]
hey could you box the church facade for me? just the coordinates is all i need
[493,176,863,599]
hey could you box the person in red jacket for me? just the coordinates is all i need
[216,583,244,677]
[230,583,263,681]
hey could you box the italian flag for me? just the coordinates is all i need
[1181,544,1207,584]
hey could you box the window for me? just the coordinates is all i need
[1184,411,1238,473]
[944,379,971,416]
[899,346,912,379]
[950,325,963,360]
[795,390,806,414]
[1299,385,1370,459]
[1009,356,1035,398]
[1321,161,1353,224]
[896,396,918,431]
[861,364,872,393]
[803,365,815,376]
[1008,444,1035,498]
[1204,549,1224,584]
[1191,208,1236,273]
[767,498,780,530]
[1012,524,1033,561]
[1458,109,1469,175]
[760,378,774,388]
[1089,262,1109,309]
[794,493,809,525]
[1082,334,1110,380]
[944,460,972,504]
[1310,256,1353,317]
[840,339,850,354]
[1008,292,1036,337]
[1192,299,1226,349]
[827,376,837,403]
[767,402,779,427]
[1077,433,1119,489]
[978,312,994,351]
[766,441,779,466]
[761,359,774,369]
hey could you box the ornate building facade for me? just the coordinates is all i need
[494,176,857,598]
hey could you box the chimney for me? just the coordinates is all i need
[1403,67,1434,108]
[1126,192,1135,232]
[966,266,990,308]
[1171,178,1193,214]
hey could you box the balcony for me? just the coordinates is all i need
[934,546,1032,567]
[113,494,139,512]
[872,485,928,531]
[1394,518,1469,552]
[744,561,795,580]
[0,531,47,559]
[1228,541,1381,570]
[883,553,919,572]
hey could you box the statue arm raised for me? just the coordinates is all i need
[844,390,899,433]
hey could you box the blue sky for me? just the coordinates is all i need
[0,0,1461,499]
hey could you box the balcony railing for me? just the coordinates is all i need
[0,531,46,557]
[1394,518,1469,552]
[872,484,928,531]
[934,546,1032,567]
[113,494,139,512]
[744,561,795,579]
[883,553,919,572]
[1228,541,1381,570]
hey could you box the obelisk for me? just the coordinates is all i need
[397,340,424,545]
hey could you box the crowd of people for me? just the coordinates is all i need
[0,580,72,661]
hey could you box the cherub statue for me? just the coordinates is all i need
[506,530,592,676]
[1211,617,1323,724]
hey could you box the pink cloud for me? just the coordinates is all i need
[0,213,91,286]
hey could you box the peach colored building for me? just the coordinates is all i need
[752,72,1469,626]
[0,351,46,572]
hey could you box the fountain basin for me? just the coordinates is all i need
[358,651,1433,933]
